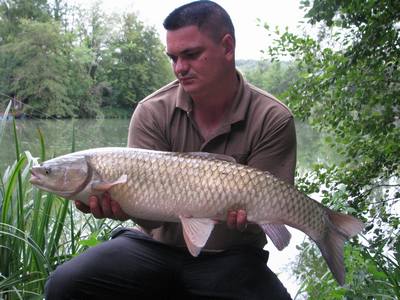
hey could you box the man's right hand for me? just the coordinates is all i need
[75,192,130,221]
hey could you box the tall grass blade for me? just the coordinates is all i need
[0,101,12,144]
[47,196,69,260]
[12,118,21,161]
[37,127,46,162]
[71,122,76,153]
[1,155,26,223]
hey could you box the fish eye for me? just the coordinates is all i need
[44,167,51,175]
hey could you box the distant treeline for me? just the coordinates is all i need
[0,0,174,118]
[237,60,299,98]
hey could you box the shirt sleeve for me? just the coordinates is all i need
[126,102,169,230]
[247,116,297,185]
[127,102,170,151]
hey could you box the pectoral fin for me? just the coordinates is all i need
[179,216,216,257]
[92,174,128,192]
[261,224,291,250]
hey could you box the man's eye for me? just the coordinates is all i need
[185,52,200,59]
[168,55,177,63]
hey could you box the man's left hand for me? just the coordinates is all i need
[227,209,247,231]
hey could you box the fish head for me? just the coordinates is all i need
[29,154,91,198]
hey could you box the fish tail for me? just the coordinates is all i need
[316,209,364,285]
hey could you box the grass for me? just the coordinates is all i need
[0,103,121,299]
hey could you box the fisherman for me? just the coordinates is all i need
[45,1,296,299]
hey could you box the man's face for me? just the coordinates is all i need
[166,25,233,96]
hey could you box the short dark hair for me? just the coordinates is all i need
[163,0,235,44]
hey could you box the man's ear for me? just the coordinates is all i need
[221,34,235,60]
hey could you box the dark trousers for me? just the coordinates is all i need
[45,228,292,300]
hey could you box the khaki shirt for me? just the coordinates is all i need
[128,72,297,250]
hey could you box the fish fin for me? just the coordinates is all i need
[316,210,364,286]
[261,224,291,250]
[187,152,236,163]
[179,216,216,257]
[92,174,128,192]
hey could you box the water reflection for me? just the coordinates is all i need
[0,119,130,172]
[0,118,333,173]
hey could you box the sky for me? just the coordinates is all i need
[70,0,306,60]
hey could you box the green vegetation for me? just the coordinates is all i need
[0,0,398,299]
[266,0,399,298]
[0,0,173,118]
[238,60,300,98]
[0,110,128,299]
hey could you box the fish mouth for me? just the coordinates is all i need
[29,169,41,184]
[29,166,88,198]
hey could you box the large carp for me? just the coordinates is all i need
[29,147,363,285]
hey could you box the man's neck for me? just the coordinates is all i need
[191,71,239,140]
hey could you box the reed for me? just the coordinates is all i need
[0,104,120,299]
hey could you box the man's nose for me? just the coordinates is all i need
[174,57,189,76]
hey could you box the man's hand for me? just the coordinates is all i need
[226,209,247,231]
[75,192,130,221]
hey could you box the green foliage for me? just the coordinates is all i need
[239,60,300,99]
[101,13,174,110]
[0,116,122,298]
[293,242,398,299]
[267,0,400,298]
[66,44,103,118]
[0,0,173,118]
[0,0,52,41]
[0,19,74,118]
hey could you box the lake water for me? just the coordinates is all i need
[0,119,130,171]
[0,118,332,172]
[0,118,332,298]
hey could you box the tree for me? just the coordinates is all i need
[0,1,173,118]
[239,60,300,98]
[66,1,111,117]
[267,0,400,298]
[101,13,173,111]
[0,19,75,117]
[0,0,51,42]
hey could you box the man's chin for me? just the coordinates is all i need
[180,81,199,94]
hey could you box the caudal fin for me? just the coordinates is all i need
[316,210,364,285]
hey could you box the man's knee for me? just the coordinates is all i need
[45,261,85,299]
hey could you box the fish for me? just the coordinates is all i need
[29,147,364,285]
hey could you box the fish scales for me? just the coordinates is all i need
[30,147,362,284]
[29,147,364,285]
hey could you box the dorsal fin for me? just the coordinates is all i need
[187,152,236,163]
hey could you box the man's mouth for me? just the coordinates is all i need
[180,77,195,84]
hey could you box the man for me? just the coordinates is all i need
[45,1,296,299]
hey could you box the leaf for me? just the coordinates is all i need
[78,233,102,248]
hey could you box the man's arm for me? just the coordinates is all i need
[126,102,171,230]
[227,115,296,232]
[248,116,297,184]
